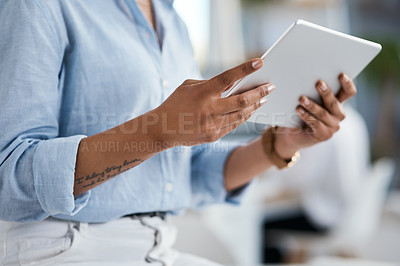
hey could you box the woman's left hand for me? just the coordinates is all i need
[274,73,357,158]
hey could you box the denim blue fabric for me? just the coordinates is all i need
[0,0,249,223]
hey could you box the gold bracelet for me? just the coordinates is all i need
[261,126,300,169]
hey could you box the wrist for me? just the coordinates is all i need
[138,109,175,151]
[274,127,301,159]
[261,126,300,169]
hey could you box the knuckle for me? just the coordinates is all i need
[238,95,249,108]
[324,128,335,140]
[182,79,191,85]
[204,131,217,143]
[317,109,328,119]
[204,133,214,143]
[317,131,330,141]
[219,73,232,86]
[232,123,241,132]
[305,116,315,125]
[259,87,267,97]
[237,111,245,120]
[338,112,346,121]
[314,120,322,129]
[240,64,249,74]
[328,99,338,109]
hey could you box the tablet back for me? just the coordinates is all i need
[225,19,381,127]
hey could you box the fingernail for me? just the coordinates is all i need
[297,108,305,114]
[342,73,350,83]
[260,98,268,105]
[252,59,263,69]
[267,84,276,93]
[302,97,310,105]
[320,81,327,91]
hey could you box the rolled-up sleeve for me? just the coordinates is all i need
[0,0,89,221]
[33,136,89,216]
[190,141,252,209]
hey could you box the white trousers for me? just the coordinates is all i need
[0,216,222,266]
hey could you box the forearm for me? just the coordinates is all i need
[73,59,272,196]
[74,111,166,196]
[224,128,299,192]
[224,137,271,191]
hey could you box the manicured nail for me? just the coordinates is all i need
[252,59,263,69]
[302,97,310,105]
[267,84,276,93]
[320,81,327,91]
[260,98,268,105]
[297,107,305,114]
[342,73,350,83]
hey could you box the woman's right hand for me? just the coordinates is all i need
[147,59,275,147]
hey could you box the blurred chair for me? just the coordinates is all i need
[280,157,396,260]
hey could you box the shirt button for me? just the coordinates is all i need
[165,183,173,192]
[162,79,169,88]
[146,32,150,39]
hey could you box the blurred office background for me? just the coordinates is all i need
[173,0,400,265]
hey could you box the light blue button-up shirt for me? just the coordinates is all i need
[0,0,249,223]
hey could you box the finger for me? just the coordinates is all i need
[182,79,207,86]
[220,83,275,114]
[218,113,252,137]
[221,98,268,127]
[209,58,263,93]
[336,73,357,103]
[299,96,341,129]
[296,106,333,141]
[315,81,346,121]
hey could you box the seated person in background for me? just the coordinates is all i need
[261,106,370,263]
[0,0,356,265]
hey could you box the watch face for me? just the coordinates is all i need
[287,151,300,168]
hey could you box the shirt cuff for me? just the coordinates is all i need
[32,135,90,216]
[191,141,253,208]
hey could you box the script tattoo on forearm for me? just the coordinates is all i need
[76,158,144,189]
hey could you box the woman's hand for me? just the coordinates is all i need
[274,73,357,158]
[148,59,275,147]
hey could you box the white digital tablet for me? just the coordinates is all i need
[224,19,382,127]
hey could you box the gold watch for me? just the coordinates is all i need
[261,126,300,169]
